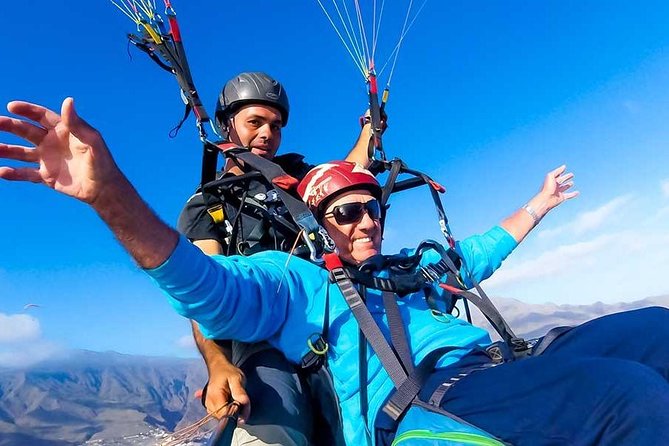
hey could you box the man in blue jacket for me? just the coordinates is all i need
[2,99,669,445]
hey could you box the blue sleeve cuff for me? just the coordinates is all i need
[487,225,518,259]
[457,225,518,286]
[144,235,199,284]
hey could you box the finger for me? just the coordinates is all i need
[7,101,61,129]
[557,172,574,184]
[0,117,47,146]
[207,394,232,418]
[61,98,101,144]
[0,166,43,183]
[558,181,574,191]
[0,143,39,163]
[229,380,251,424]
[563,191,580,200]
[550,164,567,177]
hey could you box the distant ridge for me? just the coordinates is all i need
[1,296,667,445]
[470,294,669,339]
[0,350,207,446]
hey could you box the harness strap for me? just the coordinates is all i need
[329,265,408,388]
[380,159,403,206]
[436,248,530,357]
[325,254,455,426]
[427,361,501,408]
[201,140,220,185]
[229,150,328,261]
[530,325,573,357]
[382,346,456,421]
[359,306,369,427]
[382,291,414,374]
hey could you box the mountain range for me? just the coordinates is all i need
[1,295,667,445]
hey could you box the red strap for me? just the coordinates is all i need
[272,174,299,190]
[323,253,344,271]
[439,283,464,295]
[429,180,446,193]
[216,142,238,152]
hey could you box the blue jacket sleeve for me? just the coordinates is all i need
[455,225,517,287]
[144,236,290,342]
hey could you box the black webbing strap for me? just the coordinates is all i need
[437,248,529,356]
[381,346,457,421]
[530,325,573,357]
[427,362,500,408]
[374,159,452,244]
[330,266,408,388]
[359,287,369,427]
[381,159,403,207]
[325,254,458,425]
[201,140,220,185]
[228,150,327,261]
[382,291,414,375]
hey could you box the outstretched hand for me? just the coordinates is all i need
[500,164,579,243]
[0,98,119,204]
[537,164,579,213]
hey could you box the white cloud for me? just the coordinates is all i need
[0,313,63,368]
[661,179,669,198]
[176,334,196,350]
[485,233,618,288]
[538,194,633,239]
[485,227,669,304]
[0,313,41,343]
[0,313,64,368]
[0,341,64,369]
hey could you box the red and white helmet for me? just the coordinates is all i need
[297,161,382,216]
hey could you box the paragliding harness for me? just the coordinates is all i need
[319,241,527,445]
[198,145,334,262]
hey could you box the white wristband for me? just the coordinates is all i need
[522,204,540,224]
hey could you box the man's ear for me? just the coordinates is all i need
[221,117,234,142]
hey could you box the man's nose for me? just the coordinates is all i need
[258,123,272,139]
[357,209,378,228]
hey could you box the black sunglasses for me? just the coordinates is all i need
[324,199,382,225]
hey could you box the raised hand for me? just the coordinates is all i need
[538,164,579,212]
[500,165,579,243]
[0,98,120,203]
[1,97,178,269]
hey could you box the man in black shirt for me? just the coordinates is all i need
[177,72,372,446]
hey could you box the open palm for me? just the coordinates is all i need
[0,98,116,204]
[541,164,579,211]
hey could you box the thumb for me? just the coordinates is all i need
[229,380,251,424]
[61,98,100,145]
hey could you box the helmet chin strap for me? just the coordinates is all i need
[225,117,242,144]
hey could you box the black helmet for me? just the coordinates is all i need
[215,72,290,129]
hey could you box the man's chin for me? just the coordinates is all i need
[352,247,380,264]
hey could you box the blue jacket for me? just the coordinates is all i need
[146,225,517,445]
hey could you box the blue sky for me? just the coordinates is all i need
[1,1,669,365]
